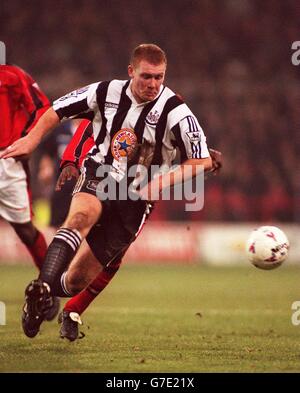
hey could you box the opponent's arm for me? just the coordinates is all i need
[55,164,80,191]
[55,120,94,191]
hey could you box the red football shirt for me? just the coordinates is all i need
[0,65,50,149]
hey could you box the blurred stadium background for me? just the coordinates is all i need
[1,0,300,373]
[1,0,299,265]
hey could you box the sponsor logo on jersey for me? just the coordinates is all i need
[111,128,137,161]
[186,131,201,143]
[86,180,100,192]
[105,102,119,110]
[75,86,89,95]
[145,110,160,126]
[58,86,89,101]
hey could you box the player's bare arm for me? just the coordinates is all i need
[139,156,212,201]
[0,107,60,159]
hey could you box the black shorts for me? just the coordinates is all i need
[50,178,77,227]
[73,158,152,266]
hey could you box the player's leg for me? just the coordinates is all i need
[0,158,45,268]
[49,239,103,297]
[55,240,106,341]
[0,157,48,270]
[22,158,104,338]
[50,206,125,340]
[59,199,150,341]
[9,221,47,270]
[60,254,122,341]
[0,157,60,324]
[63,199,151,300]
[64,258,122,314]
[39,191,102,286]
[9,221,60,321]
[22,191,102,338]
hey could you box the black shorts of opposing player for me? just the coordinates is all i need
[74,158,151,267]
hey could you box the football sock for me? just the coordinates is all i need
[49,271,73,297]
[64,259,122,314]
[39,228,82,289]
[26,230,47,270]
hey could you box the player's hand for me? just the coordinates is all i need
[55,163,80,191]
[0,135,39,159]
[208,148,222,175]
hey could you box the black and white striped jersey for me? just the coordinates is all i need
[53,79,209,178]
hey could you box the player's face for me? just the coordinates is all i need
[128,60,166,103]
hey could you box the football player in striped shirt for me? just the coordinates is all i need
[51,119,221,341]
[1,44,213,339]
[54,119,123,341]
[58,122,221,341]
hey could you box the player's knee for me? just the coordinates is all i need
[65,211,93,232]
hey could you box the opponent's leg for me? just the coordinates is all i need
[60,257,122,341]
[10,221,47,270]
[54,240,103,341]
[64,258,122,314]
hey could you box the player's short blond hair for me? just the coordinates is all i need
[130,44,167,68]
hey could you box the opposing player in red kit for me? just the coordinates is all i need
[0,64,59,320]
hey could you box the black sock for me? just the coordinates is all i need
[49,272,73,297]
[39,228,82,289]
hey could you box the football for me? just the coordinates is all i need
[246,226,289,270]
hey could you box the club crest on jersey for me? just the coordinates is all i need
[111,128,137,161]
[146,110,160,126]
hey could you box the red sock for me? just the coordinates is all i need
[64,259,122,315]
[26,230,48,270]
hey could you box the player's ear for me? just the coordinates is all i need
[128,64,134,78]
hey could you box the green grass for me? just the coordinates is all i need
[0,264,300,372]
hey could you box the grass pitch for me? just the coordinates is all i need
[0,263,300,372]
